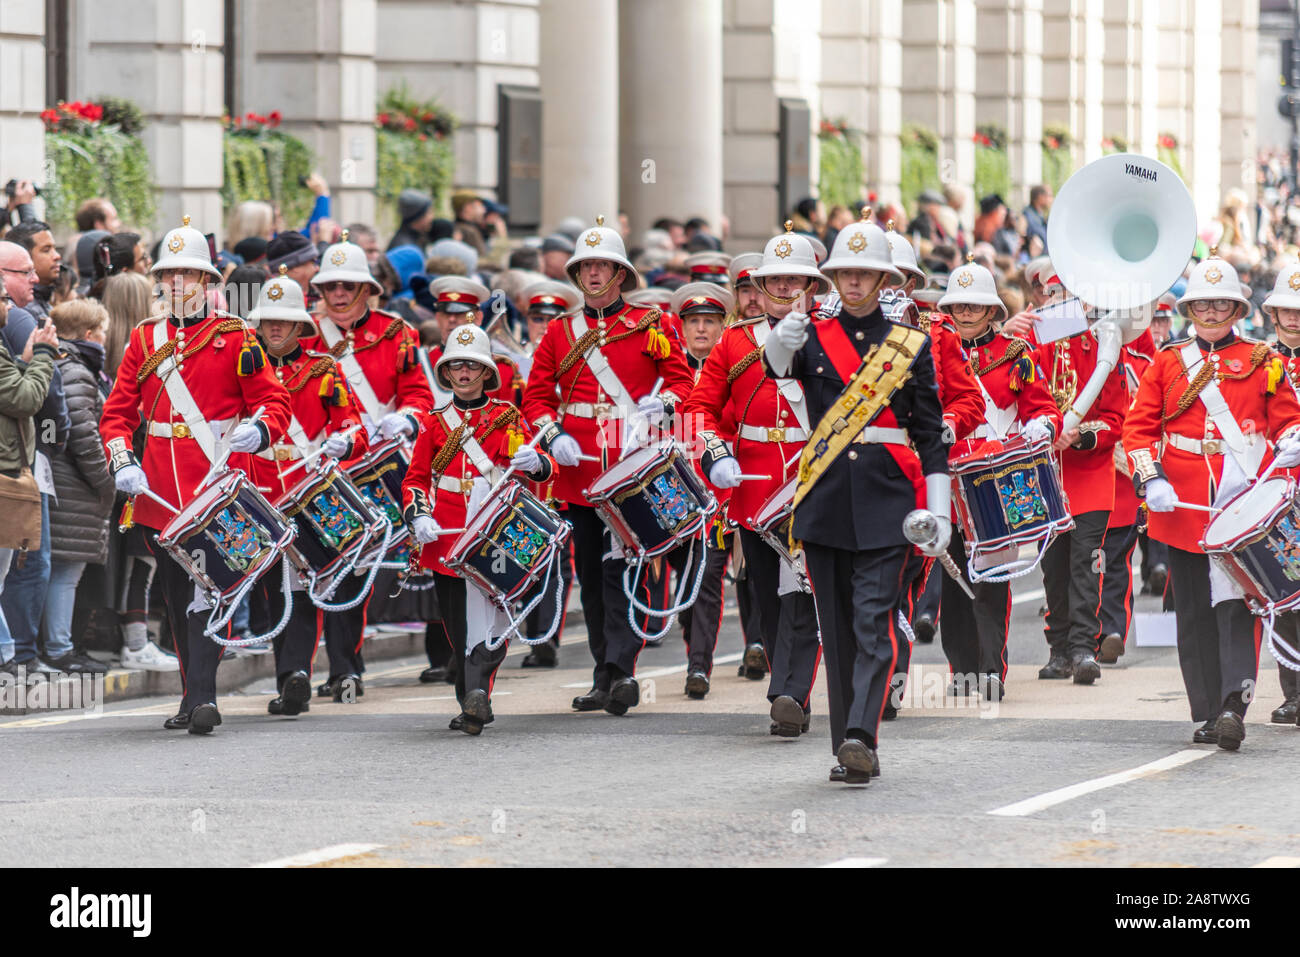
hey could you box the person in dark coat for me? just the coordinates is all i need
[43,300,115,673]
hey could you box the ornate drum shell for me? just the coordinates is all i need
[752,475,798,566]
[275,462,389,596]
[951,435,1074,556]
[1201,476,1300,614]
[345,437,412,564]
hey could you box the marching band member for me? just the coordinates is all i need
[100,217,292,735]
[684,234,822,737]
[761,220,951,784]
[670,281,736,698]
[517,279,582,668]
[245,268,369,717]
[402,325,556,735]
[308,235,435,700]
[521,216,694,717]
[936,261,1060,699]
[683,251,733,286]
[1138,294,1175,598]
[1095,325,1156,664]
[1261,263,1300,726]
[425,276,522,405]
[1011,265,1127,685]
[1123,252,1300,750]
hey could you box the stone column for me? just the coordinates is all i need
[1186,0,1222,218]
[619,0,723,238]
[900,0,976,211]
[820,0,902,205]
[974,0,1043,207]
[236,0,378,230]
[1219,0,1257,208]
[69,0,224,237]
[723,0,780,252]
[1041,0,1104,169]
[539,0,618,231]
[0,1,46,216]
[375,0,541,218]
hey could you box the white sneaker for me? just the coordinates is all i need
[120,640,181,672]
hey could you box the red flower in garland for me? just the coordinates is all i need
[403,116,417,132]
[1158,134,1176,150]
[377,112,390,127]
[1046,136,1060,150]
[268,110,282,127]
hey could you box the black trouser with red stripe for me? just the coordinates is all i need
[148,534,226,714]
[322,573,369,681]
[673,531,730,676]
[248,577,322,690]
[803,541,909,753]
[1167,546,1261,722]
[939,530,1011,679]
[1041,509,1108,660]
[734,543,758,649]
[1097,522,1140,647]
[567,505,652,690]
[431,572,509,707]
[737,528,780,663]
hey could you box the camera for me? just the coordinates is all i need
[4,179,41,199]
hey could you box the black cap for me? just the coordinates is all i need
[233,236,268,263]
[266,232,317,271]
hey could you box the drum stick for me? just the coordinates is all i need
[1171,499,1220,514]
[734,474,772,481]
[576,453,602,463]
[137,488,180,516]
[279,423,363,480]
[620,377,665,462]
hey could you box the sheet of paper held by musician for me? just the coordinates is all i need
[2,2,1296,925]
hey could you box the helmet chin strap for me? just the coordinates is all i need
[759,277,810,306]
[581,266,624,300]
[328,284,371,326]
[1189,303,1243,331]
[835,270,888,310]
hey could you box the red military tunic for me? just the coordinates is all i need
[919,310,988,444]
[683,348,739,517]
[313,308,435,431]
[681,315,803,528]
[400,397,555,575]
[522,299,695,506]
[951,329,1062,459]
[249,347,371,502]
[1122,331,1300,553]
[100,311,293,531]
[427,344,521,405]
[1033,329,1128,514]
[1108,331,1156,529]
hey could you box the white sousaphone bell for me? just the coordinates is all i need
[1046,153,1197,430]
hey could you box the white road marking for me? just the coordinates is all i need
[1253,856,1300,868]
[821,857,888,868]
[391,692,513,702]
[561,652,745,689]
[987,749,1213,817]
[0,702,174,730]
[253,843,384,868]
[1010,588,1045,606]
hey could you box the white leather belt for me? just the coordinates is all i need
[739,423,809,443]
[148,417,234,440]
[1165,433,1250,456]
[435,474,477,494]
[853,427,909,445]
[257,443,303,462]
[560,402,629,419]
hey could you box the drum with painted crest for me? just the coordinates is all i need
[584,442,717,562]
[1201,475,1300,614]
[345,436,412,567]
[157,469,301,606]
[950,434,1074,582]
[752,475,798,565]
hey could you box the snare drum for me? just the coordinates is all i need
[158,470,299,605]
[346,437,411,565]
[950,434,1073,581]
[276,460,389,599]
[444,480,571,607]
[584,442,717,562]
[752,475,798,565]
[1201,476,1300,614]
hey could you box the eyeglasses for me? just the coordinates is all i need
[1190,298,1236,312]
[320,281,360,293]
[948,302,987,315]
[445,359,483,371]
[1,267,36,278]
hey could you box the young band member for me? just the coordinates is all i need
[686,232,823,738]
[670,281,736,698]
[245,268,369,717]
[1124,252,1300,750]
[761,220,951,784]
[936,260,1060,699]
[401,325,555,735]
[1260,263,1300,726]
[101,217,292,735]
[425,276,522,405]
[308,235,435,700]
[521,216,694,717]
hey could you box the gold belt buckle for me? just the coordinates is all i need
[767,427,786,442]
[593,402,613,418]
[1202,438,1221,455]
[172,422,191,439]
[461,477,474,494]
[275,447,294,462]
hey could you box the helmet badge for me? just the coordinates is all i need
[774,239,793,259]
[1204,267,1222,286]
[847,232,866,253]
[266,282,284,301]
[167,234,184,254]
[330,249,347,266]
[956,270,974,288]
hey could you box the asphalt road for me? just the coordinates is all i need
[2,566,1298,869]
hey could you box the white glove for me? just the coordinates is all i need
[1275,435,1300,468]
[227,422,263,454]
[1021,416,1054,444]
[411,516,441,545]
[115,465,149,496]
[380,412,414,440]
[511,446,542,474]
[321,434,351,459]
[763,312,809,377]
[1144,478,1177,513]
[920,473,952,557]
[637,395,666,426]
[551,434,582,467]
[708,456,744,489]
